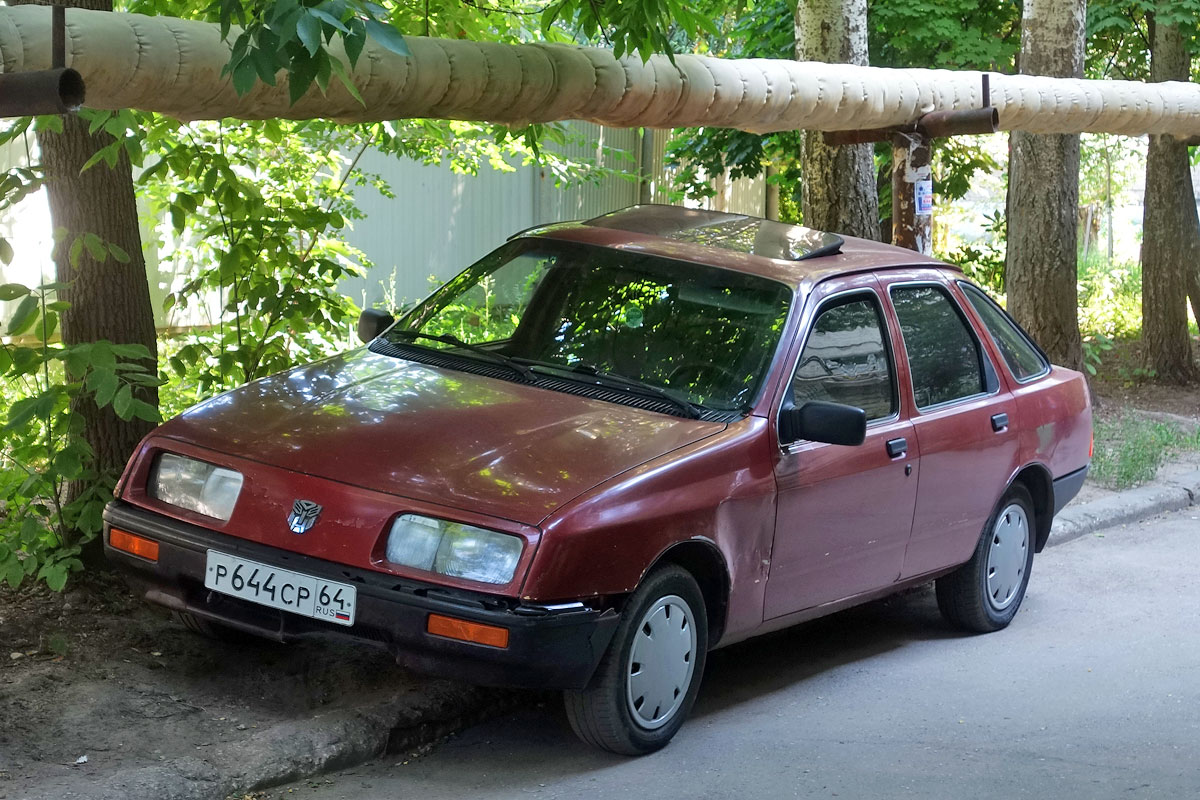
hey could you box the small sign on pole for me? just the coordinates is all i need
[915,179,934,216]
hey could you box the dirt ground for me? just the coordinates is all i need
[0,570,480,799]
[1089,336,1200,419]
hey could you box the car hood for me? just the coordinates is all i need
[156,349,726,525]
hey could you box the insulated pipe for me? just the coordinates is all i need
[2,5,1200,136]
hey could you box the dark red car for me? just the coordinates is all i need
[105,206,1091,754]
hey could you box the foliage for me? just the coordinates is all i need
[660,0,798,209]
[869,0,1020,71]
[1091,412,1200,489]
[1078,253,1144,339]
[0,280,161,591]
[140,117,369,401]
[1086,0,1200,80]
[539,0,722,61]
[211,0,411,104]
[941,210,1006,294]
[1081,333,1116,377]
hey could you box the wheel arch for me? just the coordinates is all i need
[644,538,730,649]
[1009,463,1054,552]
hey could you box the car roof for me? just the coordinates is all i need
[521,204,956,288]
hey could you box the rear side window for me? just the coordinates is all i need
[959,283,1050,382]
[791,294,895,421]
[890,285,985,409]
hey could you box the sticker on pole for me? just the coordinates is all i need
[915,180,934,215]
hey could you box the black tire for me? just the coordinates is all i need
[563,564,708,755]
[937,483,1036,633]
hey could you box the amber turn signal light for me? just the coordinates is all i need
[109,529,159,562]
[427,613,510,648]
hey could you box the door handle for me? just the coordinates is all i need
[991,413,1009,432]
[886,437,907,458]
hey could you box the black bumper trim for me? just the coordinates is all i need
[103,501,618,690]
[1052,464,1089,516]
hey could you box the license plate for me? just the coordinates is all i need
[204,550,357,626]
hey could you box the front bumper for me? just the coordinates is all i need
[103,501,619,690]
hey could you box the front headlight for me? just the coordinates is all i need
[149,453,244,521]
[385,514,523,585]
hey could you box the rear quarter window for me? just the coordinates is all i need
[958,282,1050,382]
[890,284,987,409]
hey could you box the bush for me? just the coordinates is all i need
[1078,254,1142,339]
[1,280,160,591]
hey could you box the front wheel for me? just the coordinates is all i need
[564,565,708,755]
[936,483,1036,633]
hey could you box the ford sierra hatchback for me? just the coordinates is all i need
[105,205,1092,754]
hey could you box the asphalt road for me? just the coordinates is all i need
[277,510,1200,800]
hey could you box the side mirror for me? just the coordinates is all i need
[779,400,867,447]
[357,308,395,344]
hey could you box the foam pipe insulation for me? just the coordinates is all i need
[2,5,1199,136]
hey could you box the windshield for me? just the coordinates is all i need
[384,238,794,413]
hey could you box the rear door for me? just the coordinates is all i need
[765,276,919,619]
[882,275,1020,579]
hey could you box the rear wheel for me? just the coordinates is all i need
[936,483,1035,633]
[564,565,708,755]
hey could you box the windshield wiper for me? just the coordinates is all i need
[520,360,702,419]
[390,330,534,381]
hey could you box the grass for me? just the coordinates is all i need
[1090,413,1200,489]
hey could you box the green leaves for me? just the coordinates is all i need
[539,0,719,62]
[0,282,30,301]
[218,1,409,104]
[297,11,322,55]
[0,277,158,592]
[63,232,133,268]
[364,18,410,57]
[6,294,39,337]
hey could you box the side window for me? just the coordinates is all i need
[791,295,895,421]
[959,282,1050,382]
[890,285,985,409]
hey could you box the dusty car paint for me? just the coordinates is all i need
[108,207,1092,688]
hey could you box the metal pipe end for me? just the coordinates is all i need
[916,107,998,139]
[58,68,85,110]
[0,68,86,117]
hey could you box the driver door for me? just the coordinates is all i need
[765,280,919,619]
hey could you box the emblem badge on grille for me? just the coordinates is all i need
[287,499,322,534]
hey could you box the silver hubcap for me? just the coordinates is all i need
[625,595,697,730]
[986,503,1029,611]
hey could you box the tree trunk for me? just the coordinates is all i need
[1005,0,1085,371]
[794,0,879,240]
[14,0,158,531]
[1140,17,1199,383]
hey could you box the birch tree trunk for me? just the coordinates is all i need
[1005,0,1085,371]
[1140,16,1199,383]
[12,0,158,544]
[794,0,879,240]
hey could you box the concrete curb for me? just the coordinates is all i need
[24,685,515,800]
[1047,470,1200,549]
